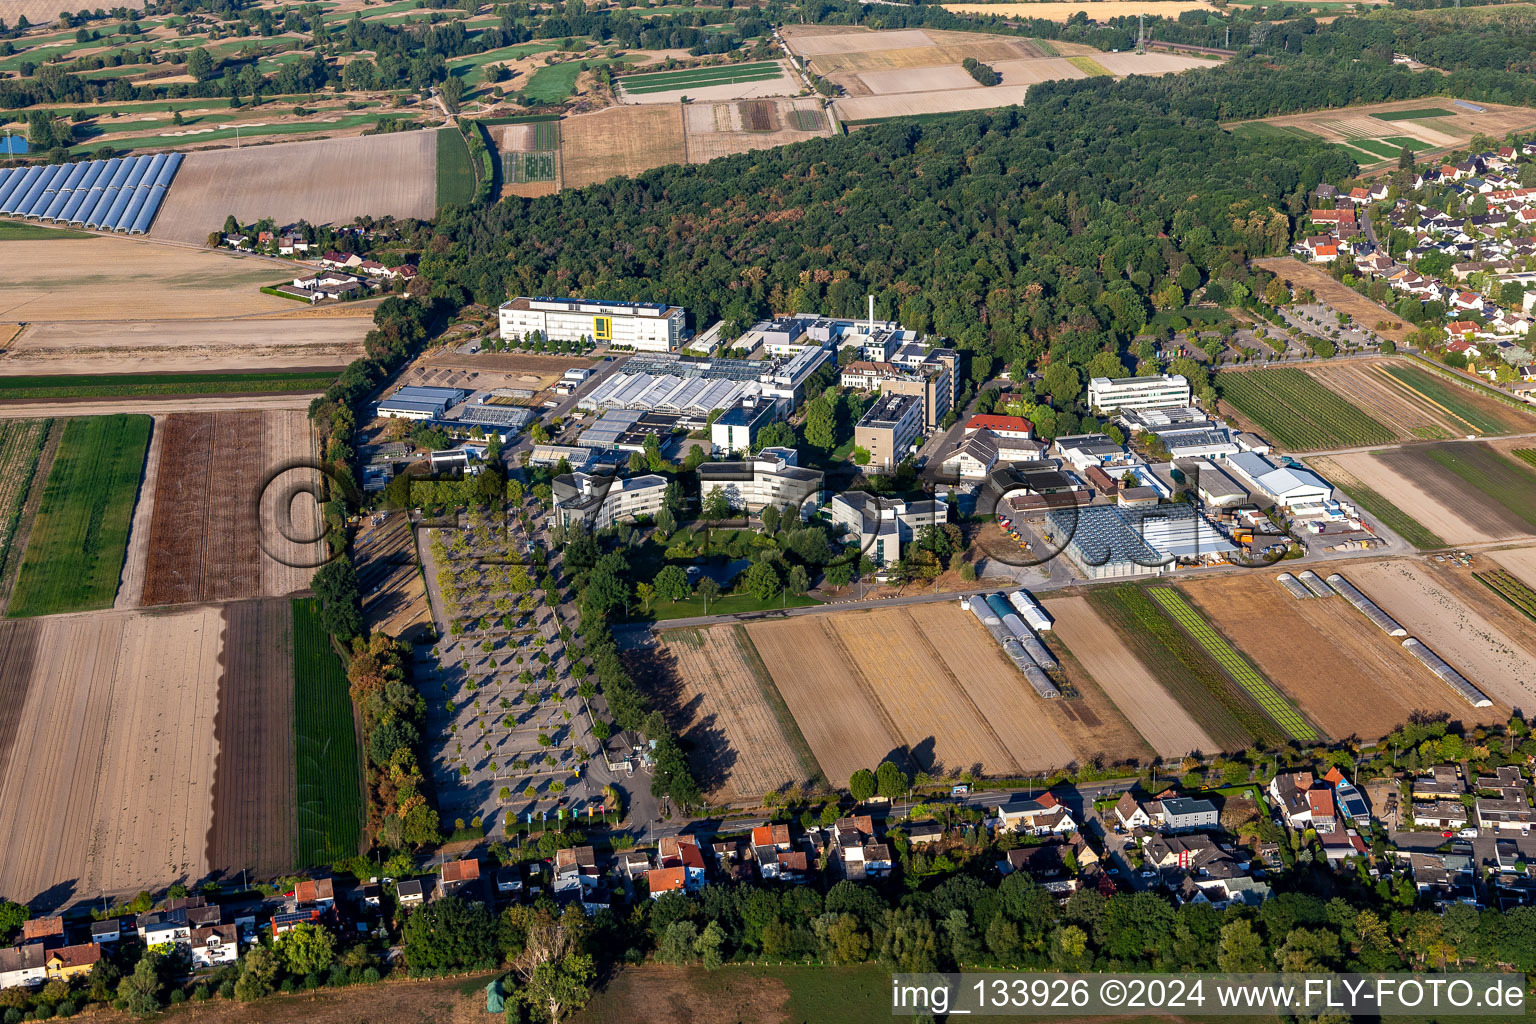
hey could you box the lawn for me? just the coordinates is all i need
[1333,478,1445,549]
[1371,107,1457,121]
[522,62,586,103]
[1216,368,1395,450]
[1066,55,1111,77]
[1380,364,1526,435]
[1348,137,1405,159]
[436,123,476,208]
[1087,585,1280,751]
[7,414,151,618]
[649,590,820,621]
[0,370,337,401]
[292,597,364,866]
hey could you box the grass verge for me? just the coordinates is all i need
[0,370,337,400]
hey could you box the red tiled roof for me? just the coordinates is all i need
[967,414,1033,433]
[648,867,685,892]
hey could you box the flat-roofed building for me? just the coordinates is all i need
[710,396,779,454]
[697,447,823,514]
[1088,374,1192,412]
[553,471,668,530]
[855,392,924,470]
[499,296,685,351]
[1048,502,1236,580]
[377,386,466,420]
[829,490,946,565]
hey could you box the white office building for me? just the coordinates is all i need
[499,297,685,352]
[552,472,668,530]
[1088,374,1192,412]
[696,448,824,514]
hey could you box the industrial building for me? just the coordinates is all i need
[1047,502,1237,579]
[697,448,824,514]
[1087,374,1192,412]
[376,386,467,420]
[855,393,924,470]
[828,490,946,565]
[1177,459,1250,508]
[498,297,686,352]
[0,153,183,233]
[577,408,685,452]
[552,471,668,530]
[1224,452,1334,515]
[576,347,829,418]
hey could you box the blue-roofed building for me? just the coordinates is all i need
[1,136,28,155]
[376,386,465,421]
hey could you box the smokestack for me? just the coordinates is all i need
[867,294,874,332]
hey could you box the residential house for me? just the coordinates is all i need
[20,918,63,947]
[1306,789,1338,834]
[1269,770,1317,828]
[1413,799,1470,830]
[751,824,793,880]
[89,920,121,945]
[832,815,893,880]
[270,907,324,937]
[647,867,688,899]
[615,851,651,882]
[1318,827,1368,863]
[1001,842,1078,895]
[396,879,427,906]
[994,793,1077,836]
[1322,767,1371,821]
[138,909,191,950]
[776,850,812,883]
[0,945,47,990]
[495,866,526,898]
[294,878,337,907]
[1411,766,1464,800]
[655,835,707,892]
[190,925,240,968]
[440,858,483,899]
[1114,791,1153,830]
[905,821,945,845]
[1160,796,1220,832]
[1475,766,1533,834]
[43,944,101,982]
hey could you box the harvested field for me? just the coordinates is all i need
[782,27,939,56]
[560,105,687,189]
[1300,359,1532,441]
[858,66,978,94]
[151,130,438,245]
[0,605,223,906]
[942,1,1216,18]
[356,512,430,639]
[745,617,901,787]
[1177,573,1504,739]
[140,410,319,606]
[114,415,162,610]
[1374,442,1536,539]
[904,602,1076,771]
[1253,257,1413,344]
[1312,452,1446,550]
[0,238,323,321]
[994,56,1088,85]
[0,319,366,376]
[1093,51,1214,75]
[208,598,297,878]
[643,626,820,802]
[1233,100,1536,170]
[683,97,833,163]
[1043,595,1215,758]
[836,87,1032,121]
[1348,560,1536,712]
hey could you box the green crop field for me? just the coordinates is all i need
[534,119,559,149]
[0,222,92,240]
[0,370,337,401]
[787,108,824,132]
[616,60,781,95]
[1380,364,1526,435]
[1420,444,1536,532]
[436,124,476,208]
[7,414,150,618]
[1371,107,1457,121]
[1333,477,1444,549]
[1348,137,1404,159]
[1086,585,1280,751]
[292,597,363,866]
[1510,448,1536,469]
[516,150,557,182]
[1217,368,1395,450]
[1147,588,1319,743]
[1381,135,1426,149]
[1474,570,1536,623]
[0,420,52,586]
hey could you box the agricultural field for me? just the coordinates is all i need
[292,597,363,866]
[1300,359,1534,441]
[436,125,477,208]
[137,410,320,607]
[7,414,151,618]
[560,104,687,189]
[208,598,299,878]
[2,236,327,321]
[1216,367,1395,450]
[1085,585,1285,751]
[616,60,796,104]
[640,626,821,803]
[682,97,833,163]
[1310,454,1446,550]
[1475,569,1536,624]
[1043,595,1216,758]
[0,370,337,400]
[746,604,1078,785]
[1349,560,1536,712]
[355,512,430,639]
[150,130,438,245]
[0,604,223,905]
[1376,442,1536,538]
[1147,588,1317,742]
[1177,573,1501,740]
[0,421,50,591]
[1226,98,1536,168]
[501,118,562,191]
[942,1,1217,18]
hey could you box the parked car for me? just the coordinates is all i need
[1458,827,1479,839]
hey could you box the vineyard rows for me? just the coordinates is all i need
[1218,369,1395,450]
[1474,570,1536,623]
[1148,588,1319,743]
[292,597,363,866]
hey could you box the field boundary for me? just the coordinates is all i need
[1405,354,1536,416]
[729,625,828,791]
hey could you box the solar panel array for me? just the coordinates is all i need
[0,153,183,234]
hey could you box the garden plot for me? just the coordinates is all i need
[500,119,561,195]
[1348,560,1536,712]
[683,97,832,163]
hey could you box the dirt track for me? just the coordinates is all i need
[1044,595,1215,758]
[115,415,163,610]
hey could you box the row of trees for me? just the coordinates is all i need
[348,633,442,850]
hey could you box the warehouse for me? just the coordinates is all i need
[498,297,686,352]
[377,386,466,420]
[1177,460,1249,508]
[1046,503,1236,580]
[1224,452,1334,515]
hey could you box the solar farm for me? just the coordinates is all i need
[1227,98,1536,167]
[0,153,182,234]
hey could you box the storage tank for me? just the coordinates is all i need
[1402,638,1492,708]
[1276,573,1312,600]
[1297,570,1335,598]
[1006,589,1053,632]
[1326,573,1407,637]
